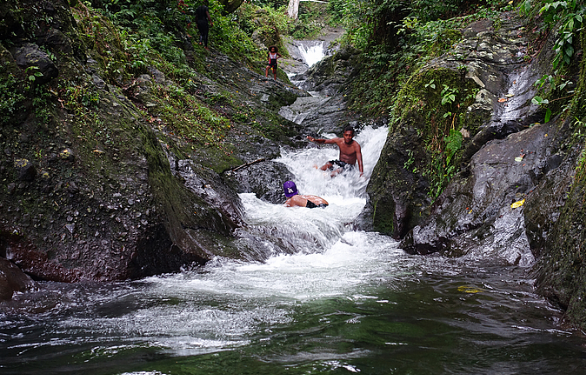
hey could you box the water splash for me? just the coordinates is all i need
[235,125,390,257]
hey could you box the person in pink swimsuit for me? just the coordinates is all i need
[265,46,282,80]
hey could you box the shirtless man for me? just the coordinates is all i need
[283,181,328,208]
[307,125,363,177]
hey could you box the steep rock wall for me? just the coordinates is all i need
[533,29,586,331]
[0,0,302,283]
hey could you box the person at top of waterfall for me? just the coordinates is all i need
[283,181,329,208]
[195,0,213,49]
[265,46,282,80]
[307,125,364,177]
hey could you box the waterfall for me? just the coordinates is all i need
[297,41,325,67]
[235,125,389,259]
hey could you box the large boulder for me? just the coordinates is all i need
[0,0,306,282]
[361,13,540,238]
[400,119,568,266]
[230,160,295,204]
[0,257,35,301]
[12,43,59,84]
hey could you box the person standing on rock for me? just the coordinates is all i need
[283,181,329,208]
[307,125,364,177]
[265,46,282,80]
[195,0,213,49]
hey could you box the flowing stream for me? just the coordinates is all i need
[2,50,586,374]
[2,127,586,374]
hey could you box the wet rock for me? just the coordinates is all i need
[400,120,563,264]
[364,12,544,238]
[172,156,244,230]
[12,43,59,84]
[67,181,79,194]
[59,148,74,161]
[147,66,166,84]
[14,159,36,181]
[93,74,107,90]
[42,28,73,54]
[0,257,35,301]
[294,46,359,96]
[231,160,295,204]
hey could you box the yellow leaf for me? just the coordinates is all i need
[511,199,525,208]
[458,285,483,293]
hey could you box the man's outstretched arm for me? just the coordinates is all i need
[307,136,337,144]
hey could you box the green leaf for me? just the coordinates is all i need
[545,108,552,123]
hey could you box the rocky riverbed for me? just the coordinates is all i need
[1,0,585,331]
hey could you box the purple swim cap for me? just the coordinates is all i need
[283,181,298,198]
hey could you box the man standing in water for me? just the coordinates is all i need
[307,126,364,177]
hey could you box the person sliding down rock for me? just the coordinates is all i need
[283,181,328,208]
[307,125,364,177]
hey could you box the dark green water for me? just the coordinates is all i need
[2,249,585,375]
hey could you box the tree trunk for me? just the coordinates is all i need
[288,0,299,19]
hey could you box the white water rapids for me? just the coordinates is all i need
[4,121,583,375]
[54,126,403,355]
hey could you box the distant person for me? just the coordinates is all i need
[283,181,328,208]
[265,46,282,80]
[195,0,213,49]
[307,125,364,177]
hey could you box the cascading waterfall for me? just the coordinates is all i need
[235,126,388,259]
[297,41,325,67]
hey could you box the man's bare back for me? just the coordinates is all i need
[307,127,363,176]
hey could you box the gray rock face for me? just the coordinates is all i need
[14,159,36,181]
[280,46,361,136]
[0,0,308,282]
[362,12,552,245]
[401,120,564,265]
[231,160,295,204]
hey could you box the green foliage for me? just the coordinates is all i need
[291,3,330,39]
[0,73,25,125]
[84,0,265,72]
[234,2,290,56]
[150,83,232,147]
[521,0,584,123]
[444,128,462,166]
[535,0,585,70]
[344,0,509,117]
[441,84,458,106]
